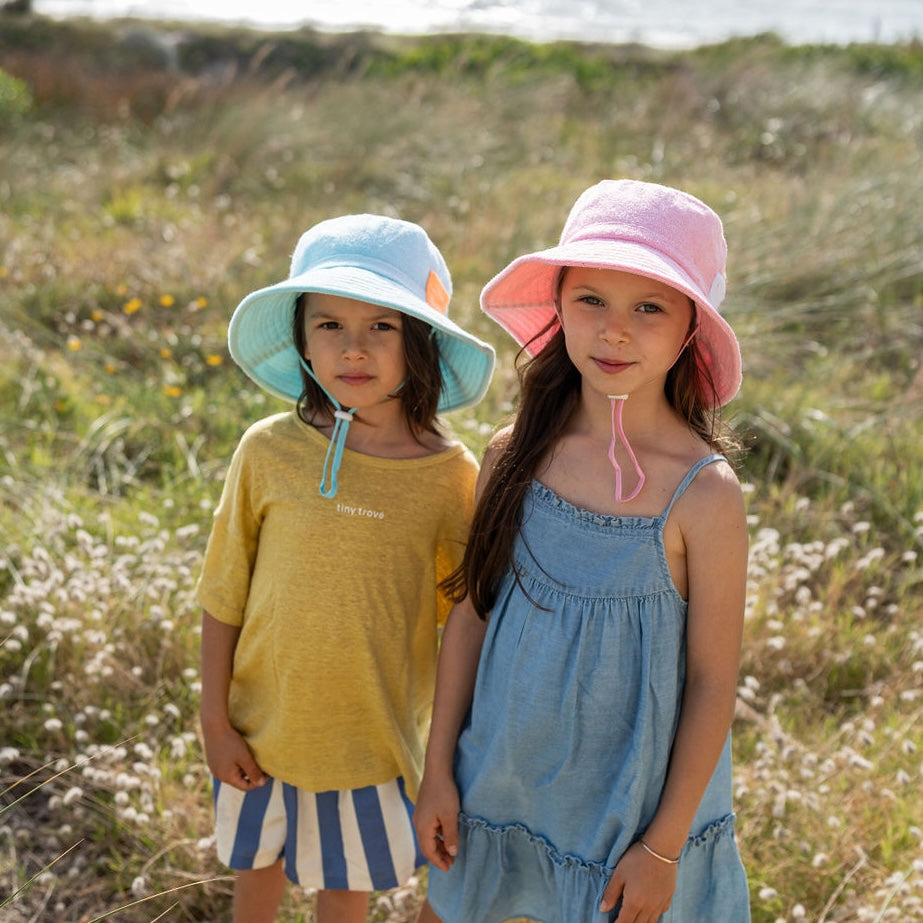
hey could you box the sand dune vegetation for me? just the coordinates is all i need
[1,12,921,922]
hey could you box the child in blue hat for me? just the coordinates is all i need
[197,214,494,923]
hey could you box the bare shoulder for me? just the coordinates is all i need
[473,426,513,498]
[481,425,513,469]
[679,456,747,537]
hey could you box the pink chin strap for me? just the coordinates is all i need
[607,394,645,503]
[603,320,698,503]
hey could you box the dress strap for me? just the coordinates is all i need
[661,453,726,521]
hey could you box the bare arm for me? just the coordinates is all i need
[646,467,747,851]
[200,609,267,790]
[602,463,748,920]
[423,596,489,776]
[414,594,488,870]
[414,434,505,870]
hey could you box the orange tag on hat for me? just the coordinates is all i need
[426,270,450,314]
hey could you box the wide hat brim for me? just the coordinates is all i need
[229,264,496,413]
[481,238,742,407]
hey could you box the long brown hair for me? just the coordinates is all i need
[292,293,444,439]
[447,310,740,618]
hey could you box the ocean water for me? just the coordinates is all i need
[31,0,923,48]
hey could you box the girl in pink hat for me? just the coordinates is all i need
[415,180,751,922]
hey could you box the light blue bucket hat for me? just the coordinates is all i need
[228,214,495,497]
[228,213,495,414]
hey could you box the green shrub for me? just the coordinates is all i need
[0,65,31,120]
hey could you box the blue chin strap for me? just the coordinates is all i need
[320,408,355,498]
[299,358,356,498]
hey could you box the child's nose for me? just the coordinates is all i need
[600,311,629,343]
[342,330,369,357]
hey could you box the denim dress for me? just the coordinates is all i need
[428,455,750,923]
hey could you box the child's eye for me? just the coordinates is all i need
[576,294,605,307]
[372,321,398,331]
[317,321,341,330]
[637,302,664,314]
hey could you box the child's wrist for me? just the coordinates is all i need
[422,751,456,777]
[638,838,681,865]
[638,819,688,863]
[199,710,234,734]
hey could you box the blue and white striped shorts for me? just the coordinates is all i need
[213,775,424,892]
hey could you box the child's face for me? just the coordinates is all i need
[301,293,407,411]
[558,266,694,399]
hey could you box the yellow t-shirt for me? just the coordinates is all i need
[196,411,478,799]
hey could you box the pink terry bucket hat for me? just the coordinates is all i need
[480,179,742,407]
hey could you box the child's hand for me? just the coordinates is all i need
[203,725,267,791]
[413,771,461,872]
[599,840,677,922]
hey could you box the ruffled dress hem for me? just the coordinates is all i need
[429,812,749,923]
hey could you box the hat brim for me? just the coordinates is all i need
[229,265,495,413]
[481,239,741,407]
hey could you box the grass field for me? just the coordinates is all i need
[0,12,921,922]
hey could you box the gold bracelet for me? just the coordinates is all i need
[639,838,681,865]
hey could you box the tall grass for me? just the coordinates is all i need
[1,15,921,922]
